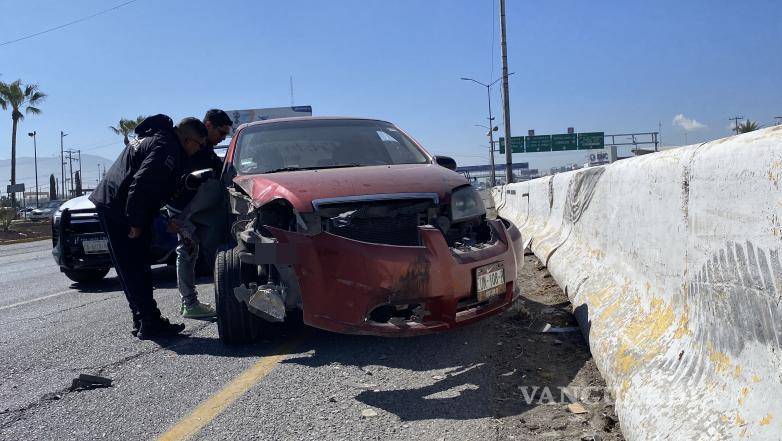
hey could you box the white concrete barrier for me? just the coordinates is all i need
[495,126,782,440]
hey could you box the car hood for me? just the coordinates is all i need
[58,195,94,212]
[233,163,467,212]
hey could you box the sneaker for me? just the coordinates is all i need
[182,302,217,319]
[137,316,186,340]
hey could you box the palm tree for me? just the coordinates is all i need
[109,115,145,146]
[737,120,760,134]
[0,79,46,208]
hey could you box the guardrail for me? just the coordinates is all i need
[493,125,782,440]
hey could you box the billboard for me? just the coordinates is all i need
[225,106,312,134]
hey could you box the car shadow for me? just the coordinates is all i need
[70,265,186,293]
[275,296,589,422]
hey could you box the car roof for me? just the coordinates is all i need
[236,116,391,132]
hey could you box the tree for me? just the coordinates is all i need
[49,174,57,201]
[737,120,760,134]
[109,116,145,146]
[0,79,46,208]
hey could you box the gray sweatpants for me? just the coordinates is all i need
[176,235,200,307]
[172,179,229,307]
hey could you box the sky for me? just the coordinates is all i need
[1,0,781,188]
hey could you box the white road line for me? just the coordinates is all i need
[0,289,77,311]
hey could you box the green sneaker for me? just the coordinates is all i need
[181,302,216,319]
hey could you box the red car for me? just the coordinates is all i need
[215,117,522,343]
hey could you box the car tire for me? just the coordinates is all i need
[63,268,110,283]
[215,245,267,344]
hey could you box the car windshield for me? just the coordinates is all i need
[45,201,61,209]
[234,119,429,174]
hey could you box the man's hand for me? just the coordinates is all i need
[167,219,182,234]
[128,226,142,239]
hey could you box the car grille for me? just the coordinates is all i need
[319,198,434,246]
[328,213,421,246]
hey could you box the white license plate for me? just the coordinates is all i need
[82,239,109,254]
[476,263,505,301]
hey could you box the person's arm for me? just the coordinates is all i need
[126,144,177,230]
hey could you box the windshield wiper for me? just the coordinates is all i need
[263,164,364,173]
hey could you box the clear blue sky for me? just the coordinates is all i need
[2,0,780,183]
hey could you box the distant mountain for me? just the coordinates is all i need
[0,153,114,196]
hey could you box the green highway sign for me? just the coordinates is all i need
[495,131,605,154]
[499,136,524,154]
[551,133,578,151]
[578,132,605,150]
[525,135,552,153]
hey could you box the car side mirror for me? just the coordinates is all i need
[433,155,457,171]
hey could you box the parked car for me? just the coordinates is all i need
[52,195,179,283]
[29,200,63,221]
[16,207,34,219]
[215,117,522,343]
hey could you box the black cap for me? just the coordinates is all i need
[203,109,233,127]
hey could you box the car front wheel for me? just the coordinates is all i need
[63,268,110,283]
[214,245,269,344]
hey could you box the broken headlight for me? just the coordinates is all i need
[450,186,486,222]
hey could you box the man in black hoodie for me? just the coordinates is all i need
[90,115,207,339]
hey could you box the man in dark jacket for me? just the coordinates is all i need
[90,115,207,339]
[166,109,232,318]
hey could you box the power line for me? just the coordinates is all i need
[0,0,140,47]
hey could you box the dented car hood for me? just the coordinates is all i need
[233,163,467,212]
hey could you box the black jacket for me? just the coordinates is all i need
[90,114,186,228]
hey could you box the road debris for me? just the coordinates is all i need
[568,403,588,414]
[70,374,112,392]
[360,409,378,418]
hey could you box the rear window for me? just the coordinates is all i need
[234,119,429,174]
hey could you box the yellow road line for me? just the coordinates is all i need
[157,338,300,441]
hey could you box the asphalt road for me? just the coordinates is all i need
[0,240,621,441]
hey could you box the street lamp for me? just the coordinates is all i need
[461,73,515,187]
[27,131,39,207]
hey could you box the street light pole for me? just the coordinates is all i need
[28,131,39,207]
[499,0,514,184]
[461,73,514,187]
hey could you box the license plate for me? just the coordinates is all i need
[82,239,109,254]
[476,263,505,301]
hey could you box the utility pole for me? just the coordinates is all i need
[499,0,513,184]
[60,131,67,200]
[64,149,79,197]
[28,131,39,207]
[729,116,744,135]
[77,150,82,183]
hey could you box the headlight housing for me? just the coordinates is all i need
[450,186,486,222]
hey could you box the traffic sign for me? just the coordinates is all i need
[525,135,552,153]
[578,132,605,150]
[551,133,577,151]
[6,183,25,193]
[498,136,524,154]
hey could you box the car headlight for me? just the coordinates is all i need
[450,186,486,222]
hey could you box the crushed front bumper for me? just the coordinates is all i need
[264,219,522,336]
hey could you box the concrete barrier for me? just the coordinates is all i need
[494,126,782,440]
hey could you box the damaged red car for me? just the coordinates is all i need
[215,117,521,343]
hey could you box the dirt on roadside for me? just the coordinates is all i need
[488,252,625,441]
[0,220,52,244]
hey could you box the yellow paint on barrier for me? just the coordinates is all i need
[708,348,732,374]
